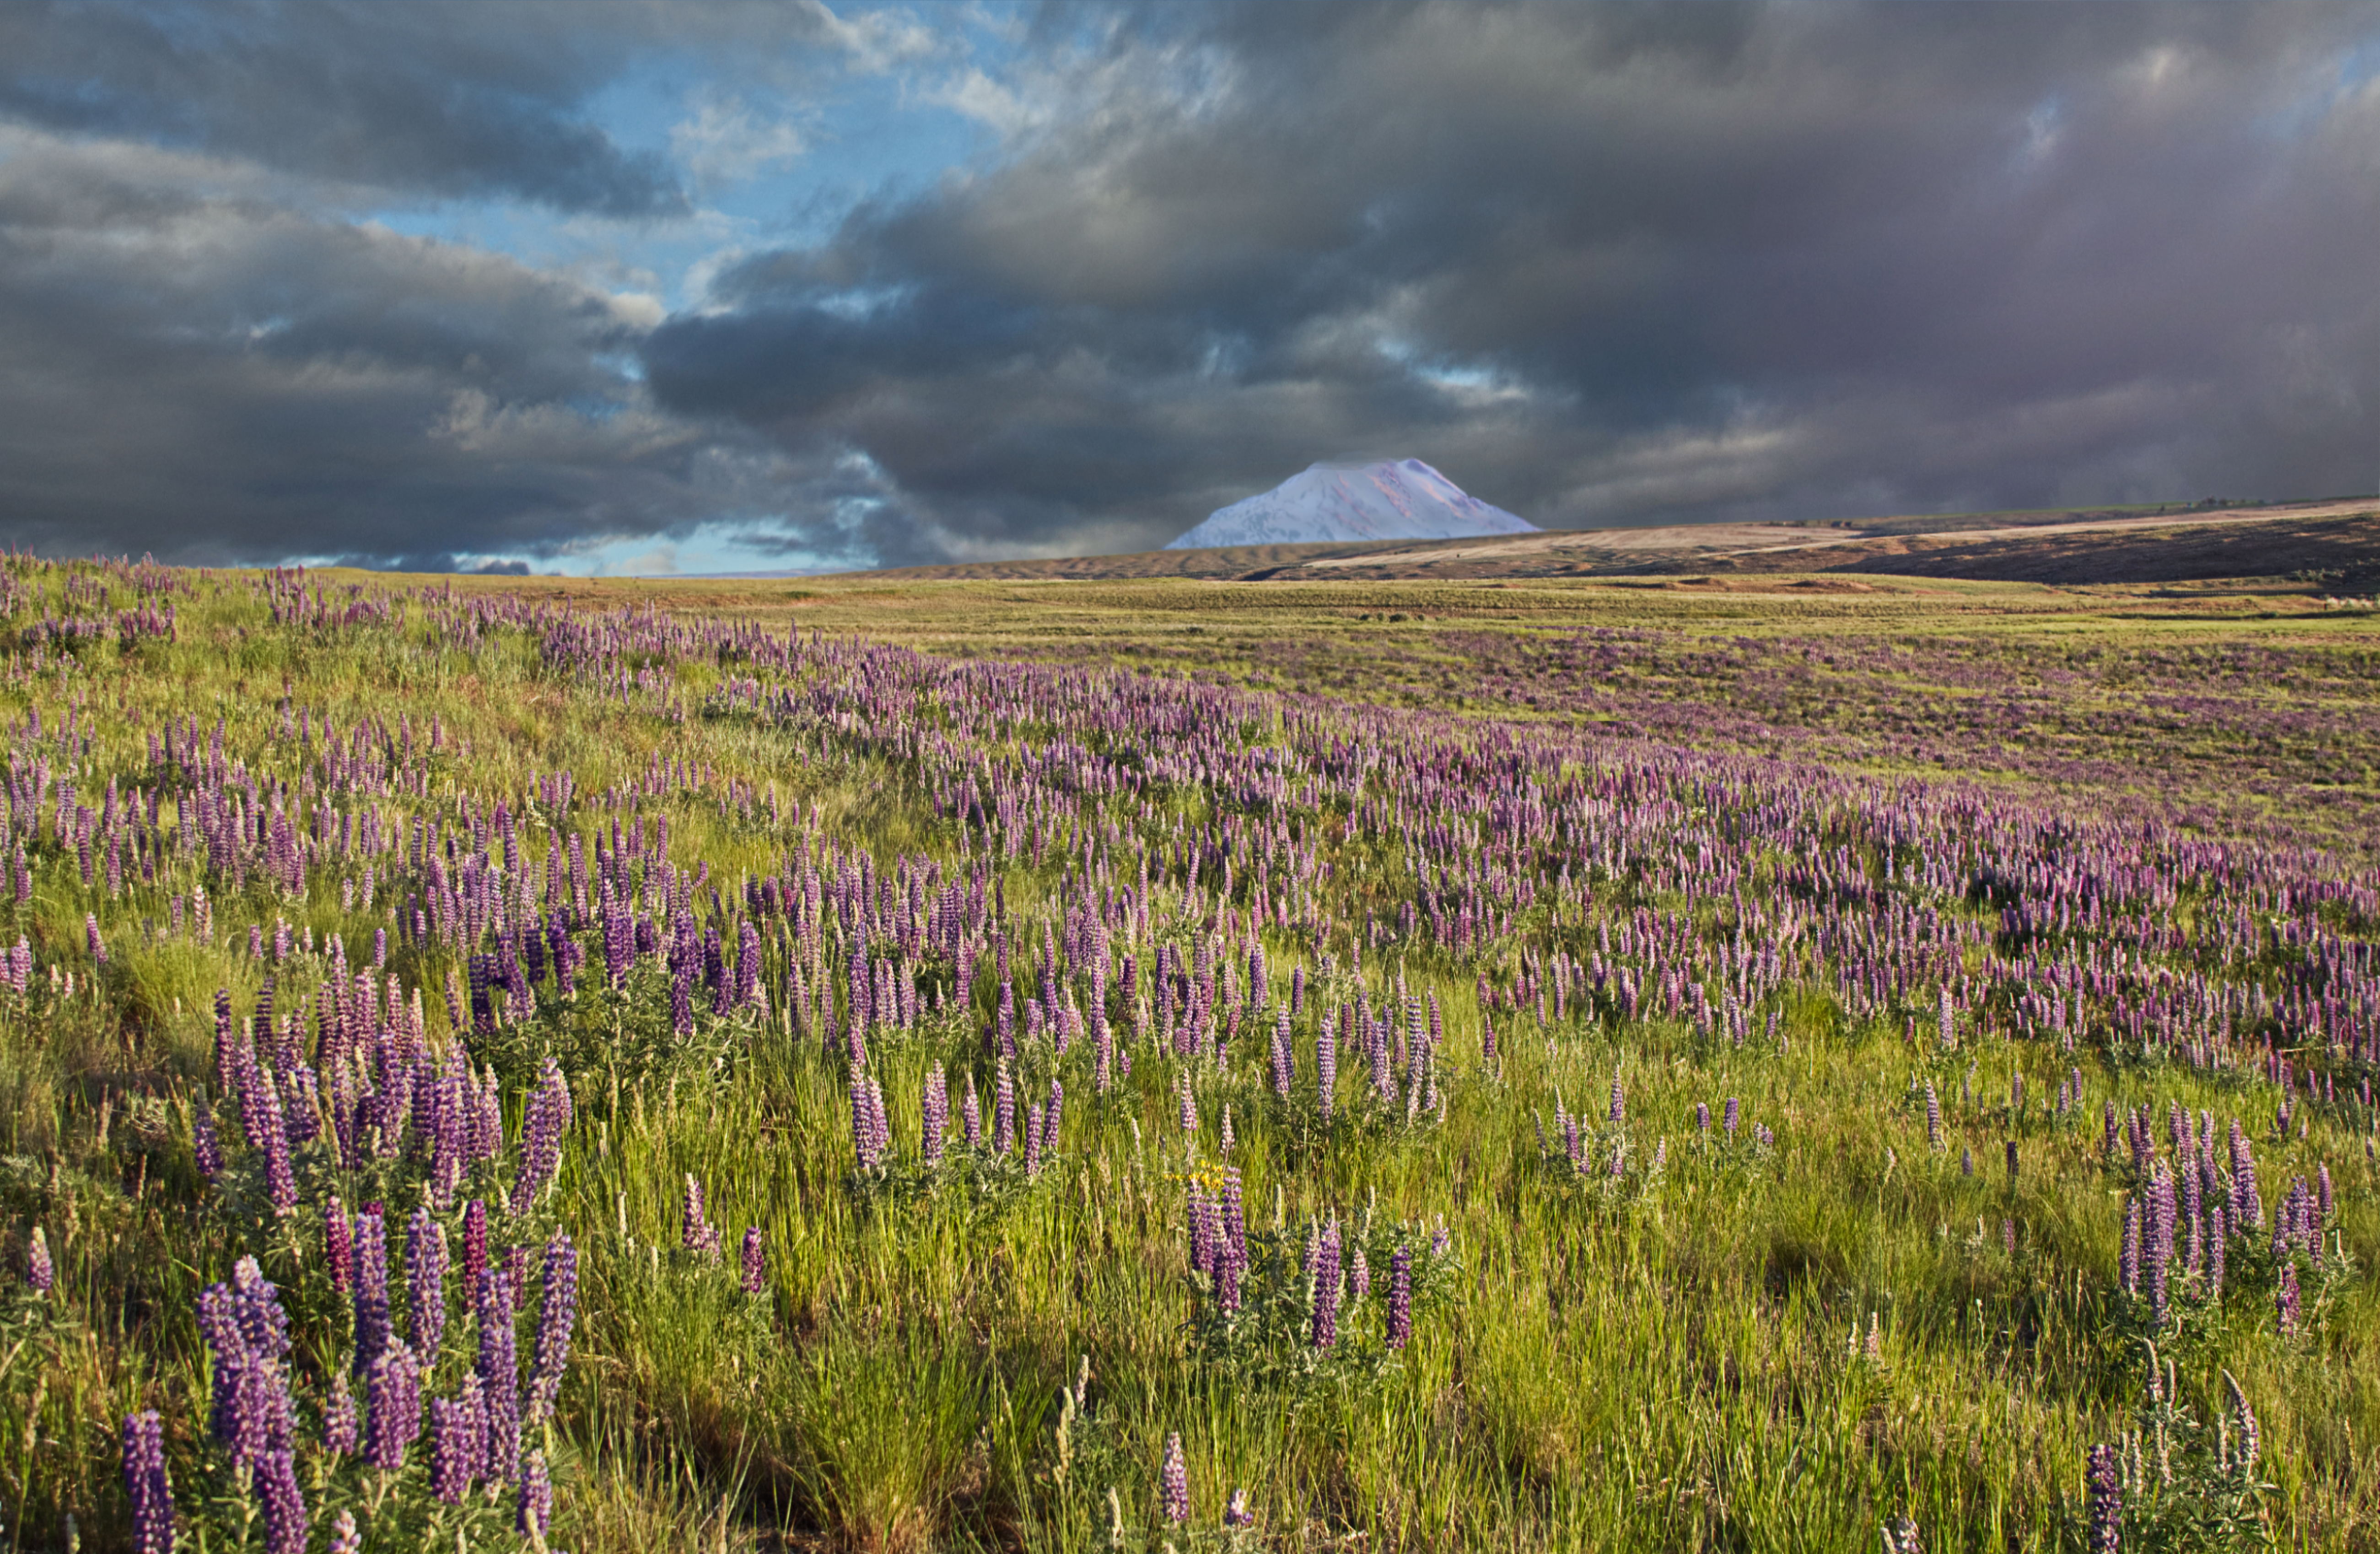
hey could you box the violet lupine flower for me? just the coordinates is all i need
[192,1102,223,1180]
[850,1075,888,1171]
[407,1209,449,1367]
[518,1447,555,1541]
[257,1446,307,1554]
[1271,1010,1293,1099]
[2005,1140,2019,1185]
[1608,1069,1625,1126]
[921,1062,948,1167]
[255,1071,298,1216]
[511,1058,571,1207]
[428,1373,486,1505]
[1723,1097,1739,1137]
[1316,1021,1336,1123]
[325,1197,353,1294]
[352,1207,391,1376]
[2085,1444,2122,1554]
[323,1371,359,1456]
[1310,1219,1342,1349]
[363,1341,422,1471]
[683,1175,722,1257]
[1160,1431,1190,1524]
[1386,1245,1413,1349]
[1225,1488,1254,1527]
[26,1225,52,1294]
[741,1226,766,1296]
[330,1510,361,1554]
[462,1198,489,1308]
[122,1411,174,1554]
[478,1270,522,1484]
[994,1060,1017,1155]
[86,912,105,965]
[2277,1262,2301,1337]
[526,1233,577,1426]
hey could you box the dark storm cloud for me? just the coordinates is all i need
[0,0,905,569]
[0,129,823,567]
[0,0,883,217]
[647,2,2380,556]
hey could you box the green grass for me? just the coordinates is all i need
[0,559,2371,1550]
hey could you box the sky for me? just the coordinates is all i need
[1,1,2377,576]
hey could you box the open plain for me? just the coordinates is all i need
[2,550,2377,1552]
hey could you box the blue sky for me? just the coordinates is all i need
[1,2,2377,574]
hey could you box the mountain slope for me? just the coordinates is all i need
[1164,459,1537,549]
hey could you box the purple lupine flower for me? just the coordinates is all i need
[192,1102,223,1180]
[352,1208,391,1376]
[407,1209,449,1367]
[363,1341,421,1470]
[1271,1009,1293,1099]
[921,1062,948,1166]
[2209,1207,2228,1298]
[2228,1119,2262,1230]
[325,1197,353,1294]
[518,1447,555,1541]
[2085,1443,2121,1554]
[1608,1068,1625,1126]
[86,912,106,965]
[122,1411,174,1554]
[26,1225,51,1294]
[526,1233,577,1426]
[462,1198,489,1309]
[682,1175,722,1256]
[1723,1097,1739,1136]
[323,1371,359,1456]
[1310,1218,1341,1349]
[1225,1487,1254,1527]
[428,1374,486,1504]
[741,1226,765,1296]
[330,1510,361,1554]
[1386,1245,1413,1349]
[2277,1261,2301,1337]
[2005,1139,2019,1184]
[256,1445,307,1554]
[257,1072,298,1216]
[511,1058,571,1206]
[503,1243,532,1314]
[478,1270,521,1484]
[1160,1430,1190,1524]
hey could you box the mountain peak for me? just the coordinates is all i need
[1164,459,1538,550]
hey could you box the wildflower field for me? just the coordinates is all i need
[3,558,2378,1552]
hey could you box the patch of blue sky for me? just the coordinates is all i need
[2249,26,2380,143]
[357,6,1025,315]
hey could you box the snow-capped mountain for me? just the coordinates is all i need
[1163,459,1538,550]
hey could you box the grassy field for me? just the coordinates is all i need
[1,559,2376,1552]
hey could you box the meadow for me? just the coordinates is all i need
[1,558,2376,1552]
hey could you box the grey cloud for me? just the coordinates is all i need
[0,132,806,567]
[646,1,2380,557]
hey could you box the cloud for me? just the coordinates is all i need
[0,126,809,567]
[669,93,812,192]
[645,2,2380,557]
[1,1,2377,571]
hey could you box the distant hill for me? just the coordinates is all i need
[1164,459,1537,549]
[851,497,2380,588]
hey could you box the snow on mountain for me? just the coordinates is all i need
[1163,459,1538,550]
